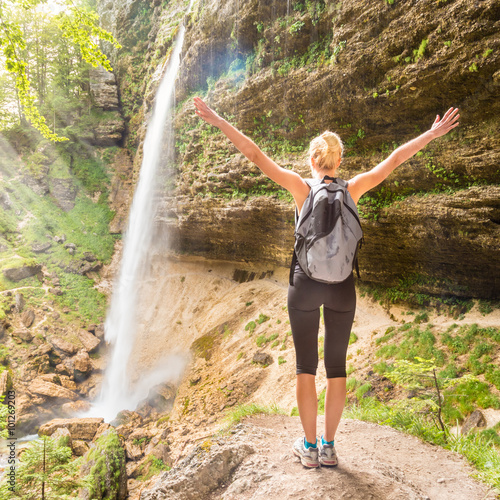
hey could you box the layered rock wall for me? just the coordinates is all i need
[98,0,500,299]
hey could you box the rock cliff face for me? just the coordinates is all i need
[97,0,500,299]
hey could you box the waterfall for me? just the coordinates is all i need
[84,0,196,422]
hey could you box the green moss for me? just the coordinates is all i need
[82,429,126,500]
[191,331,217,360]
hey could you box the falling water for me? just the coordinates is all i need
[84,0,196,422]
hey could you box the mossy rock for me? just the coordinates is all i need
[79,428,127,500]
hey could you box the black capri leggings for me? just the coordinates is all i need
[287,265,356,379]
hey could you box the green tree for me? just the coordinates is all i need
[0,434,84,499]
[0,0,120,141]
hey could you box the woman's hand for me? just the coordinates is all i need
[193,97,223,127]
[429,107,460,139]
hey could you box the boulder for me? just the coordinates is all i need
[55,363,71,376]
[252,352,273,366]
[61,400,92,416]
[0,369,12,396]
[54,234,66,243]
[13,329,33,342]
[21,309,35,328]
[59,375,77,390]
[94,324,105,341]
[36,343,53,356]
[38,417,104,441]
[461,410,487,435]
[72,351,92,376]
[83,252,97,262]
[78,329,101,352]
[51,427,72,447]
[28,378,79,401]
[3,264,42,282]
[150,443,171,466]
[79,428,127,500]
[125,441,144,461]
[37,373,61,385]
[15,293,25,313]
[32,242,52,253]
[65,260,103,276]
[50,178,78,212]
[93,422,112,442]
[49,336,78,355]
[136,383,175,415]
[72,440,90,457]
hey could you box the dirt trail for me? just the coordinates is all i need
[140,414,494,500]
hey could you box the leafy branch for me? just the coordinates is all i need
[0,0,121,141]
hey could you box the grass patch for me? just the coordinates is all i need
[344,397,500,492]
[220,402,286,430]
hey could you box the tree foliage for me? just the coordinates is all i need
[0,434,84,499]
[0,0,120,141]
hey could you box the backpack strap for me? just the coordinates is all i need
[289,249,298,286]
[354,237,364,281]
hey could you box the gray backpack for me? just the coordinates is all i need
[289,176,363,285]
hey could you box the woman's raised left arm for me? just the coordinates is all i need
[347,107,460,204]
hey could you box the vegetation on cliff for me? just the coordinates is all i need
[96,0,499,299]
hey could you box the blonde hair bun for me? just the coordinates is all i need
[309,131,343,172]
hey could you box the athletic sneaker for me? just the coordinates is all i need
[292,437,319,468]
[318,440,338,467]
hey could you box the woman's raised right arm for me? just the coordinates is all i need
[193,97,310,204]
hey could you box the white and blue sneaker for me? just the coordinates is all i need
[292,437,319,468]
[318,436,338,467]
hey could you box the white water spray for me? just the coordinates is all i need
[85,0,195,422]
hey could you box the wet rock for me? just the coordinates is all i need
[28,378,79,401]
[38,417,104,441]
[21,309,35,328]
[461,410,487,435]
[37,373,62,385]
[59,375,77,390]
[94,324,105,340]
[55,363,71,375]
[2,264,42,282]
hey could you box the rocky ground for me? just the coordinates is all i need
[139,415,495,500]
[3,257,499,498]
